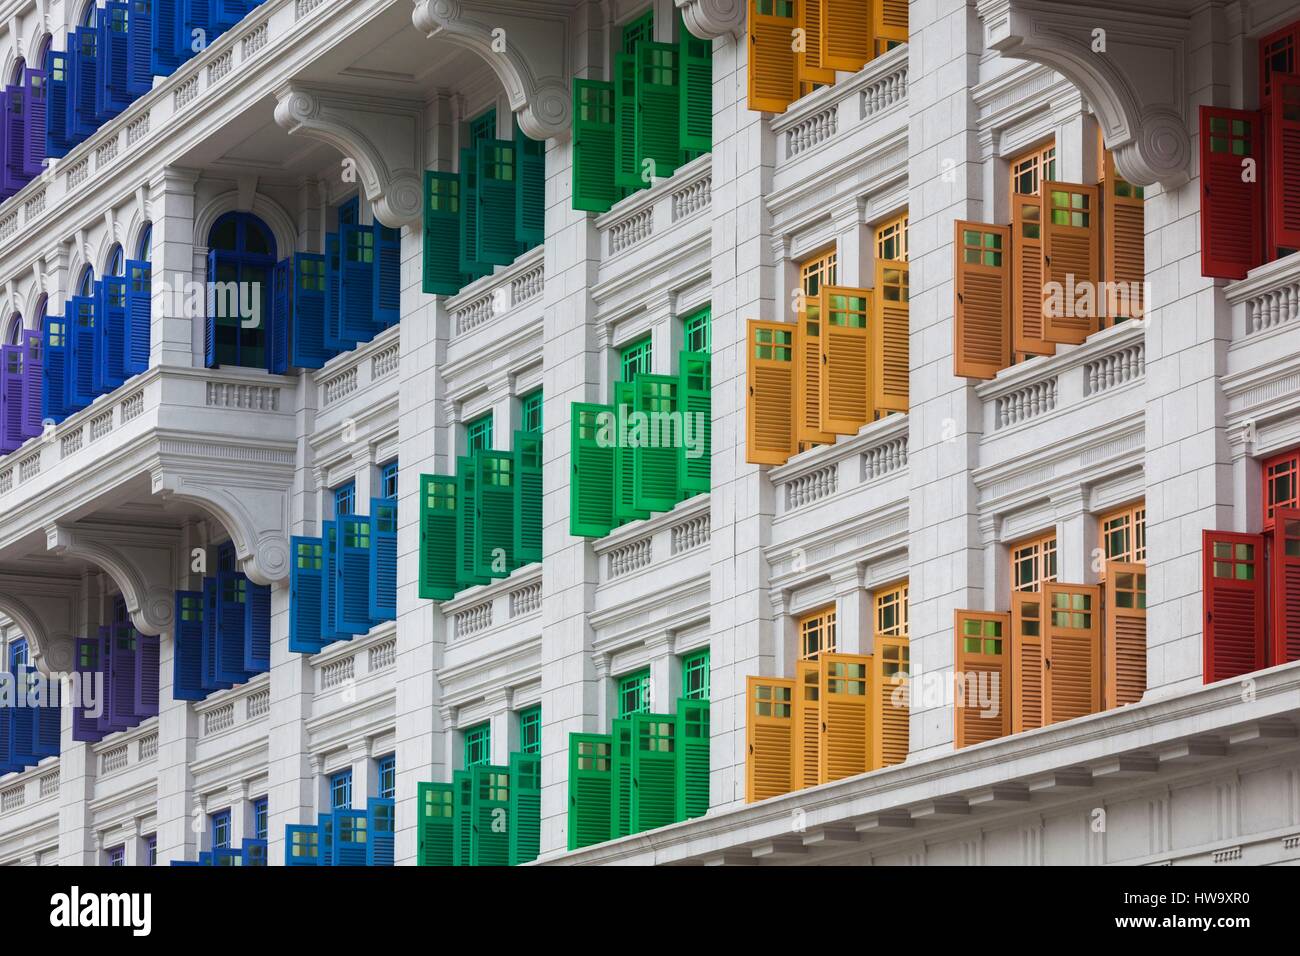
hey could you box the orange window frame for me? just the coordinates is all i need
[1264,448,1300,530]
[1100,502,1146,564]
[798,605,837,661]
[800,248,838,300]
[874,582,908,637]
[1010,141,1057,200]
[875,214,909,263]
[1011,532,1058,593]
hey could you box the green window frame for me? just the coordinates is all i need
[465,413,494,453]
[683,306,711,354]
[621,8,654,54]
[617,669,651,718]
[520,390,543,434]
[518,705,542,755]
[681,649,710,701]
[468,108,497,148]
[620,336,653,382]
[464,723,491,768]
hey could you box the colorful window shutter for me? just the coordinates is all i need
[1273,509,1300,665]
[20,331,41,440]
[459,148,491,278]
[418,476,458,600]
[873,0,909,49]
[1100,151,1146,322]
[69,295,97,408]
[613,381,649,525]
[417,782,455,866]
[422,171,466,295]
[614,53,640,190]
[610,718,634,839]
[320,521,340,645]
[289,536,326,655]
[822,0,873,72]
[172,591,206,701]
[1198,106,1265,280]
[285,824,320,866]
[475,451,516,578]
[336,514,372,635]
[3,85,25,195]
[369,498,398,622]
[134,632,160,717]
[204,249,219,366]
[216,567,250,684]
[1270,74,1300,255]
[323,233,350,352]
[796,305,834,446]
[676,698,710,820]
[636,42,682,181]
[513,430,543,565]
[570,403,617,537]
[678,351,711,495]
[747,0,798,114]
[679,24,712,153]
[953,610,1011,748]
[819,653,872,782]
[1042,583,1102,724]
[455,456,489,588]
[470,765,511,866]
[1041,182,1101,344]
[243,580,270,674]
[793,659,821,788]
[373,223,401,330]
[98,276,128,391]
[366,798,395,867]
[290,252,330,369]
[630,713,678,832]
[571,79,619,213]
[72,28,99,138]
[72,637,103,742]
[126,0,152,96]
[124,261,151,376]
[798,0,837,86]
[819,286,873,434]
[100,3,132,115]
[567,733,613,850]
[745,675,794,802]
[23,69,46,179]
[1103,562,1147,709]
[746,319,797,465]
[452,769,473,865]
[1010,591,1044,733]
[46,52,70,159]
[200,577,229,692]
[268,258,289,375]
[871,636,909,768]
[633,374,681,512]
[515,130,546,248]
[151,0,183,75]
[1202,530,1268,682]
[339,222,377,342]
[508,752,542,866]
[0,346,21,452]
[872,260,909,413]
[476,140,521,265]
[1011,193,1054,356]
[110,619,137,727]
[953,221,1011,379]
[331,809,368,866]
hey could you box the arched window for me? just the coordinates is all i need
[77,266,95,298]
[5,313,21,345]
[81,1,99,27]
[206,212,276,370]
[38,35,52,73]
[106,243,124,276]
[10,57,25,87]
[137,223,152,263]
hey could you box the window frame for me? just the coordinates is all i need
[379,461,399,500]
[210,809,232,851]
[1010,531,1058,593]
[1099,501,1146,565]
[681,648,711,701]
[463,723,491,768]
[1009,141,1058,199]
[520,390,543,434]
[617,669,652,718]
[252,797,268,842]
[798,605,838,661]
[329,769,353,811]
[1264,448,1300,530]
[683,306,712,354]
[874,214,910,263]
[465,412,494,453]
[377,754,397,800]
[874,582,909,638]
[619,335,654,383]
[518,705,542,755]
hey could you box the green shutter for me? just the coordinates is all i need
[610,718,634,839]
[419,475,459,601]
[621,8,654,53]
[630,713,678,833]
[570,403,617,538]
[677,351,711,496]
[567,732,613,850]
[422,171,466,296]
[456,456,489,589]
[417,781,455,866]
[636,42,682,181]
[514,430,543,566]
[632,374,681,513]
[475,451,516,579]
[458,148,492,278]
[452,770,473,866]
[515,129,546,248]
[571,79,619,213]
[614,53,642,190]
[614,380,650,525]
[475,140,521,266]
[508,751,541,866]
[679,24,712,154]
[675,697,710,820]
[471,764,511,866]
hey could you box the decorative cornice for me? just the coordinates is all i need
[675,0,743,40]
[44,523,178,636]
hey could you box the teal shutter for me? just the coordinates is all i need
[456,456,489,589]
[675,698,710,820]
[458,148,492,278]
[452,770,473,866]
[474,450,516,579]
[417,782,455,866]
[284,825,320,866]
[422,171,465,296]
[508,751,542,866]
[513,430,543,566]
[631,713,678,833]
[515,130,545,248]
[677,350,711,495]
[636,42,682,181]
[570,403,617,537]
[475,139,521,265]
[614,381,650,524]
[614,53,641,189]
[610,718,634,839]
[470,764,510,866]
[568,733,612,850]
[419,475,458,600]
[572,79,619,213]
[632,374,681,513]
[679,25,712,154]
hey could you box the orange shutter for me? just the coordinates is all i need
[873,0,908,49]
[822,0,872,72]
[746,319,797,465]
[871,635,909,768]
[798,0,837,86]
[748,0,799,114]
[954,611,1011,747]
[818,653,872,781]
[1041,182,1102,345]
[795,307,834,446]
[745,675,795,802]
[1103,561,1147,709]
[818,286,873,434]
[1100,152,1145,323]
[953,221,1012,379]
[1042,583,1103,723]
[792,659,822,789]
[1011,193,1054,356]
[1010,591,1044,733]
[872,259,909,413]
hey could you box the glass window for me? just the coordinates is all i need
[875,215,909,263]
[329,769,353,811]
[681,649,710,701]
[1100,502,1146,565]
[106,844,125,867]
[252,798,268,842]
[683,306,711,353]
[617,669,651,718]
[1010,142,1057,198]
[377,754,396,800]
[380,461,399,500]
[621,9,654,54]
[210,809,232,850]
[333,482,355,518]
[463,723,491,768]
[1265,449,1300,529]
[520,390,543,434]
[798,606,837,661]
[144,834,156,867]
[468,108,497,148]
[1011,533,1058,593]
[620,336,653,382]
[875,583,909,637]
[518,705,541,756]
[465,413,493,453]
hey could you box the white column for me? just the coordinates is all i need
[349,741,374,804]
[1054,488,1098,584]
[147,167,200,370]
[833,567,869,655]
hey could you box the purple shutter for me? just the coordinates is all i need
[0,90,10,200]
[22,330,42,439]
[133,632,158,718]
[0,344,24,453]
[23,69,46,180]
[4,85,26,194]
[94,626,113,736]
[111,623,137,728]
[72,637,104,743]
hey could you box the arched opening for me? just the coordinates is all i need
[38,34,52,73]
[77,265,95,298]
[80,1,99,27]
[105,242,124,276]
[10,56,25,87]
[137,222,152,263]
[206,212,275,370]
[4,313,20,345]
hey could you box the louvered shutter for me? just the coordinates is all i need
[124,260,151,376]
[631,713,679,832]
[1272,508,1300,666]
[614,53,640,190]
[3,86,25,195]
[101,4,132,115]
[953,610,1011,748]
[134,632,160,717]
[476,140,521,265]
[285,825,320,866]
[126,0,153,96]
[795,306,833,446]
[567,733,613,850]
[1199,107,1265,280]
[613,381,649,525]
[335,515,372,635]
[677,351,711,495]
[874,0,908,49]
[320,522,340,645]
[747,0,798,113]
[172,590,206,701]
[819,286,873,434]
[243,580,270,673]
[636,42,682,182]
[0,346,21,452]
[240,840,268,867]
[318,812,335,868]
[746,320,797,465]
[204,249,219,366]
[152,0,183,76]
[21,331,42,439]
[953,221,1011,379]
[475,451,516,578]
[1042,182,1102,344]
[571,79,619,213]
[675,698,709,820]
[871,636,909,768]
[793,659,821,789]
[216,568,251,683]
[456,456,489,588]
[1042,583,1102,724]
[99,276,128,391]
[508,751,542,865]
[679,25,712,153]
[471,765,511,866]
[1011,193,1054,356]
[422,171,466,295]
[418,476,458,601]
[1100,152,1146,322]
[291,253,330,369]
[632,374,681,512]
[369,497,398,622]
[873,260,909,413]
[72,637,103,742]
[1202,530,1268,682]
[819,653,872,782]
[822,0,872,72]
[459,148,492,278]
[73,29,99,138]
[745,675,794,802]
[1103,562,1147,708]
[46,53,70,159]
[365,798,395,866]
[42,314,69,423]
[1270,74,1300,255]
[331,809,368,866]
[417,782,455,866]
[513,430,543,565]
[323,233,349,352]
[110,620,137,728]
[69,296,97,408]
[452,770,472,865]
[34,679,59,757]
[1010,591,1044,733]
[798,0,837,86]
[515,129,546,248]
[339,222,377,343]
[10,668,34,770]
[289,536,326,654]
[570,403,617,537]
[23,69,46,179]
[268,258,289,374]
[610,718,634,839]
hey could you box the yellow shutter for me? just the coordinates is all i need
[1010,592,1044,733]
[746,319,798,465]
[818,286,873,434]
[748,0,799,114]
[954,610,1011,748]
[818,653,872,781]
[795,307,835,446]
[793,659,822,789]
[822,0,873,72]
[1103,561,1147,709]
[872,635,909,768]
[1041,182,1102,345]
[953,221,1011,379]
[872,259,909,413]
[798,0,837,86]
[1011,193,1055,357]
[1042,583,1103,723]
[873,0,909,50]
[745,675,795,802]
[1101,151,1146,323]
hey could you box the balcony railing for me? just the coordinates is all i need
[446,246,546,339]
[441,565,544,646]
[592,495,711,590]
[770,415,909,520]
[1227,252,1300,341]
[595,155,713,262]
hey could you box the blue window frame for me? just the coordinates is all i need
[210,809,231,851]
[80,1,98,26]
[106,844,125,866]
[77,266,95,298]
[338,196,360,226]
[137,223,152,263]
[330,769,353,810]
[252,797,268,841]
[380,461,399,500]
[206,212,276,371]
[8,638,28,671]
[334,482,356,518]
[377,753,396,800]
[106,243,124,277]
[144,834,156,866]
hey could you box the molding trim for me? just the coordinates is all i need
[675,0,744,39]
[44,524,178,636]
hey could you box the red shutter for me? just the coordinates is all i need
[1199,106,1266,280]
[1271,508,1300,666]
[1202,530,1267,683]
[1269,73,1300,255]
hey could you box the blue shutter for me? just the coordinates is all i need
[340,222,377,343]
[243,580,270,673]
[127,0,154,96]
[0,705,14,775]
[133,632,159,717]
[151,0,183,76]
[332,808,369,866]
[33,679,60,758]
[335,515,371,636]
[269,258,289,374]
[284,824,319,866]
[10,666,36,770]
[204,249,218,367]
[366,798,395,866]
[21,330,43,440]
[200,577,232,692]
[323,234,353,352]
[46,52,69,158]
[374,224,401,328]
[291,252,331,369]
[317,812,334,867]
[72,637,104,742]
[69,296,97,408]
[23,69,47,179]
[216,567,250,684]
[514,430,543,565]
[98,276,128,391]
[42,313,68,424]
[124,260,151,376]
[94,626,113,735]
[2,86,26,197]
[186,0,215,47]
[72,28,99,139]
[240,839,268,866]
[172,591,206,701]
[289,536,326,655]
[320,521,343,646]
[100,3,132,117]
[369,498,397,622]
[0,344,21,453]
